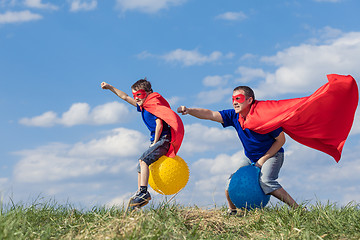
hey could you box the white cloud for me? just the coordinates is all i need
[136,50,154,59]
[162,49,232,66]
[181,123,239,155]
[235,66,267,83]
[13,128,148,183]
[166,96,181,106]
[19,111,58,127]
[140,49,234,66]
[202,75,232,87]
[19,101,134,127]
[0,0,16,8]
[24,0,59,10]
[253,31,360,97]
[69,0,97,12]
[216,11,247,21]
[350,110,360,135]
[0,10,42,24]
[116,0,186,14]
[193,151,244,176]
[190,151,245,200]
[196,87,233,105]
[270,137,360,205]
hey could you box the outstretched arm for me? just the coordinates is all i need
[177,106,223,123]
[101,82,136,107]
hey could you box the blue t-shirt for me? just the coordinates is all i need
[219,109,284,162]
[137,105,171,141]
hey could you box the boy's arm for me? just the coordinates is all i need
[255,131,286,168]
[177,106,223,123]
[151,118,163,146]
[101,82,136,107]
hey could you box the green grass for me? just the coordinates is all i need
[1,199,359,239]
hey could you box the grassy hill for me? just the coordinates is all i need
[1,200,359,239]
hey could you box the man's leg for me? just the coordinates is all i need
[225,158,252,214]
[260,152,298,208]
[225,190,237,210]
[270,187,299,208]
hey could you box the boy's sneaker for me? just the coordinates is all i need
[129,191,151,209]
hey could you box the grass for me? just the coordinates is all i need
[1,199,360,239]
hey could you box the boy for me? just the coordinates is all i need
[101,78,184,210]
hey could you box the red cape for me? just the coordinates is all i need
[240,74,358,162]
[142,92,185,158]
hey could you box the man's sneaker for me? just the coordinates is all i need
[129,191,151,209]
[227,209,237,216]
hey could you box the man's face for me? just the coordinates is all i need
[232,90,252,114]
[132,89,148,106]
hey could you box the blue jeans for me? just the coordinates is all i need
[137,134,171,173]
[226,151,284,194]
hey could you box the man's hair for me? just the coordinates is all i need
[233,86,255,104]
[131,78,153,92]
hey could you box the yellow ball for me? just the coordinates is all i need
[149,155,189,195]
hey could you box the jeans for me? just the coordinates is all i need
[137,134,171,173]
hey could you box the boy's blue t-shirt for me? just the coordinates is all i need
[137,105,171,141]
[219,109,284,162]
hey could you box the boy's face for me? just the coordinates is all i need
[132,88,149,106]
[232,90,253,115]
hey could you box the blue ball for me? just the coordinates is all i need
[228,165,270,209]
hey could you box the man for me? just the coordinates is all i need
[178,86,298,214]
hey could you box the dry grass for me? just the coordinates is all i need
[1,200,360,239]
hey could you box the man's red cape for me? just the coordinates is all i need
[240,74,358,162]
[142,92,185,158]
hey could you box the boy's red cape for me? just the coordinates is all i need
[142,92,185,158]
[239,74,358,162]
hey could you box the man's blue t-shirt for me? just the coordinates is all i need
[219,109,284,162]
[137,105,171,141]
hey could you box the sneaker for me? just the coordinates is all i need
[129,191,151,209]
[227,209,237,216]
[130,190,140,200]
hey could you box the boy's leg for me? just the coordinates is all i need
[130,135,170,209]
[139,160,150,187]
[129,160,152,209]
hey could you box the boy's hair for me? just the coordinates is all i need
[233,86,255,104]
[131,78,153,92]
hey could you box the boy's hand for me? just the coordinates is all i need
[177,106,189,115]
[101,82,111,89]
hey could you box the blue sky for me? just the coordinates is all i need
[1,0,360,209]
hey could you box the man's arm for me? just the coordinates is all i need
[255,131,286,168]
[177,106,223,123]
[101,82,136,107]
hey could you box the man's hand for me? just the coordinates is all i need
[177,106,189,115]
[255,162,262,168]
[101,82,111,89]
